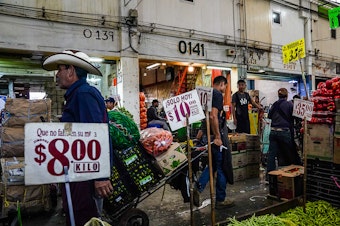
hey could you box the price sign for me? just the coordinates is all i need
[292,98,314,121]
[163,90,205,131]
[195,86,213,112]
[24,123,110,185]
[282,38,305,64]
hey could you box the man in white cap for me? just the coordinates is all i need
[43,50,113,226]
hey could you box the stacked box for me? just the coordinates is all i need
[246,163,260,179]
[246,134,261,149]
[1,183,50,215]
[233,166,247,182]
[230,134,262,181]
[231,150,247,168]
[3,98,51,127]
[334,136,340,164]
[268,165,304,200]
[0,98,52,215]
[1,157,25,185]
[0,127,25,157]
[306,124,333,161]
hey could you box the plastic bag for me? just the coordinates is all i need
[140,127,173,156]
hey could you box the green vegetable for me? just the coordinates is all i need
[227,200,340,226]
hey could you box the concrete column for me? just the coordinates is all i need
[118,56,140,125]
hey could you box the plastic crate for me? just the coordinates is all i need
[114,144,164,194]
[306,159,340,207]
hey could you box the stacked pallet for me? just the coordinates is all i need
[229,134,261,182]
[0,98,52,215]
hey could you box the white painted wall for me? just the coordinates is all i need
[136,0,238,38]
[254,80,298,107]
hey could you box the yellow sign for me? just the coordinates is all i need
[282,38,305,64]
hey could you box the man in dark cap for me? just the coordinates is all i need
[267,88,300,174]
[232,79,262,133]
[43,50,113,226]
[146,99,170,131]
[105,97,117,111]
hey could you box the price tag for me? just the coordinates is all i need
[24,123,110,185]
[292,99,314,121]
[282,38,305,64]
[195,86,213,112]
[163,90,205,131]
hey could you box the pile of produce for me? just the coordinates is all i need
[310,77,340,124]
[108,110,140,149]
[140,127,173,156]
[139,92,148,130]
[227,200,340,226]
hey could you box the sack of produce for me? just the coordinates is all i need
[108,110,140,150]
[1,127,25,157]
[3,98,51,127]
[140,127,173,156]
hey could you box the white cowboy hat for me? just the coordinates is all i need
[42,50,102,76]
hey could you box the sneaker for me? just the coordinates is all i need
[193,187,200,207]
[215,199,235,209]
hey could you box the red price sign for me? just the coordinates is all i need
[163,90,205,131]
[292,99,314,121]
[25,123,110,185]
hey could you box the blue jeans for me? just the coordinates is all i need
[198,147,227,202]
[267,130,294,172]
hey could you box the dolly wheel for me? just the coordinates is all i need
[119,208,149,226]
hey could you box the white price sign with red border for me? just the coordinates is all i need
[24,123,110,185]
[292,98,314,121]
[195,86,213,112]
[163,90,205,131]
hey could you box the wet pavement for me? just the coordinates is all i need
[14,178,279,226]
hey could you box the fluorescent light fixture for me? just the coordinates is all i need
[146,63,160,70]
[207,66,231,71]
[89,57,104,62]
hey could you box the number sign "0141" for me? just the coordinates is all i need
[24,123,110,185]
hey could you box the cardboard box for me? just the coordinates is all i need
[155,142,187,175]
[247,149,261,164]
[306,124,333,161]
[268,165,304,200]
[233,166,247,182]
[333,136,340,164]
[231,150,247,168]
[231,142,247,152]
[229,134,247,143]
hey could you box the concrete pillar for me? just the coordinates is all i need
[118,56,140,125]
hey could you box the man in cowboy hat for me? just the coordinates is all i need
[43,50,113,226]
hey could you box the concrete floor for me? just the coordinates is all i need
[14,177,279,226]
